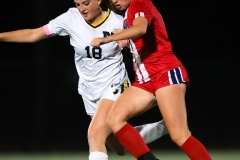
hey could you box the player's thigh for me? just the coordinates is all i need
[109,86,156,123]
[88,82,125,134]
[89,98,115,136]
[155,83,190,142]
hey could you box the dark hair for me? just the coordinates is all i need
[101,0,125,15]
[100,0,115,11]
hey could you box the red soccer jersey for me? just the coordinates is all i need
[123,0,183,84]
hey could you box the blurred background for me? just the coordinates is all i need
[0,0,239,157]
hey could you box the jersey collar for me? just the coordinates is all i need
[86,9,111,28]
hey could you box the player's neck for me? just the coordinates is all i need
[88,10,108,25]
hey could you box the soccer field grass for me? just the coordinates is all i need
[0,150,239,160]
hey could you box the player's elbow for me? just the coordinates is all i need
[134,18,148,36]
[134,24,147,37]
[138,27,147,36]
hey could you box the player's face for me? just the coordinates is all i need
[111,0,131,11]
[74,0,102,22]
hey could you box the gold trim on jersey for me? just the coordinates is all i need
[120,79,130,93]
[86,9,111,28]
[123,80,129,90]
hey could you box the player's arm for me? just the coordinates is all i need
[113,29,129,48]
[0,26,49,43]
[112,17,148,40]
[91,17,148,47]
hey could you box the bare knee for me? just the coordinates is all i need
[88,125,107,148]
[107,113,115,128]
[107,114,126,132]
[87,128,98,146]
[169,129,191,146]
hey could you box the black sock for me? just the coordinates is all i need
[138,152,159,160]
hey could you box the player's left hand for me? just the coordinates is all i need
[91,37,109,47]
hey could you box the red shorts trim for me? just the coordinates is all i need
[132,65,189,94]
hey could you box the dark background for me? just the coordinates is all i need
[0,0,239,153]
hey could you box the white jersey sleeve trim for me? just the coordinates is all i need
[135,12,145,18]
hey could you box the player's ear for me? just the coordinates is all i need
[97,0,102,5]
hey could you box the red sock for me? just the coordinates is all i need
[114,123,150,159]
[181,136,212,160]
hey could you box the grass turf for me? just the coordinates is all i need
[0,150,239,160]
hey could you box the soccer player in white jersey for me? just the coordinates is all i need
[0,0,169,159]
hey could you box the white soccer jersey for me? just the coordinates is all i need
[44,8,128,102]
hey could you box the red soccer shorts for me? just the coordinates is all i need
[132,65,189,94]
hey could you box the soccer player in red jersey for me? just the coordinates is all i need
[91,0,212,159]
